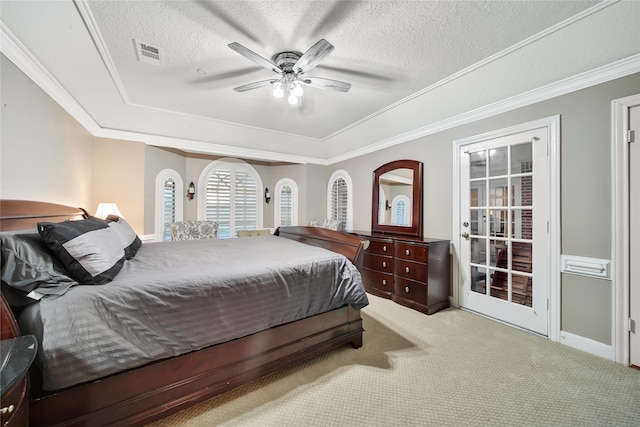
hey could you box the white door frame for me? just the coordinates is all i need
[612,94,640,365]
[452,115,561,342]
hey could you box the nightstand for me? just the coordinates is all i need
[1,335,37,427]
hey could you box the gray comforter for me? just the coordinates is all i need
[21,236,368,390]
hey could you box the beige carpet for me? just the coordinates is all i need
[148,295,640,426]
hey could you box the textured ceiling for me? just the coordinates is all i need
[2,1,638,162]
[86,0,596,138]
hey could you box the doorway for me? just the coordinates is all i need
[613,94,640,366]
[631,104,639,367]
[454,117,560,338]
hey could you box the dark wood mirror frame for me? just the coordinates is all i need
[372,159,423,238]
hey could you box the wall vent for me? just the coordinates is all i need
[135,39,162,65]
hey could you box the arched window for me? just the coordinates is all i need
[198,158,263,238]
[327,170,353,231]
[391,195,411,226]
[378,185,387,224]
[155,169,184,241]
[274,178,299,228]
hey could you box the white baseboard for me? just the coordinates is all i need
[139,234,157,242]
[560,330,615,361]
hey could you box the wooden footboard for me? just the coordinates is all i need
[0,200,367,426]
[28,304,363,426]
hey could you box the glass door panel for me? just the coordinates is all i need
[460,127,547,335]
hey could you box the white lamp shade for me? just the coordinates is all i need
[95,203,124,219]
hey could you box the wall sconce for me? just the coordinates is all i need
[385,200,391,211]
[95,202,124,219]
[264,188,271,204]
[187,182,195,200]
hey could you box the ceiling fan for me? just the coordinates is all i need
[228,39,351,105]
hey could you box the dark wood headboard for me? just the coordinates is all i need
[275,226,369,265]
[1,200,89,338]
[0,200,88,231]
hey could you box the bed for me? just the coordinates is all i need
[0,200,369,426]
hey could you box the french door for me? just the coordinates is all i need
[458,125,550,335]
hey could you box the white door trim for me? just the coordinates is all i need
[452,115,561,341]
[612,94,640,365]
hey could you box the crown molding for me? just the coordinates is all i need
[73,0,323,143]
[0,21,100,134]
[322,0,619,142]
[91,127,322,165]
[3,13,638,166]
[326,54,640,165]
[0,21,323,164]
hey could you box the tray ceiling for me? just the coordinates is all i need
[1,1,638,163]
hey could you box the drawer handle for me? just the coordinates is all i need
[383,245,387,252]
[405,266,410,273]
[405,286,410,293]
[382,279,387,286]
[406,249,410,256]
[382,261,387,268]
[1,405,14,414]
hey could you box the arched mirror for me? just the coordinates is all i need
[372,159,423,238]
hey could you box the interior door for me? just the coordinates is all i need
[459,127,549,335]
[630,104,639,367]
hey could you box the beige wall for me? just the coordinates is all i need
[2,48,639,348]
[0,54,94,208]
[92,138,146,234]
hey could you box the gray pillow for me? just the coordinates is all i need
[0,231,77,306]
[38,217,125,285]
[106,215,142,260]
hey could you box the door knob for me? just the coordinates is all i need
[461,232,470,240]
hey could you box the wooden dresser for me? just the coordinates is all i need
[353,232,450,314]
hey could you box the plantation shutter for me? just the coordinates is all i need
[163,178,176,241]
[330,178,348,226]
[204,166,258,238]
[205,169,232,238]
[234,170,257,233]
[396,200,406,225]
[280,185,292,227]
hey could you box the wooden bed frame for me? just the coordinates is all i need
[0,200,367,426]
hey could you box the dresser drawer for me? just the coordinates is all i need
[367,239,394,256]
[394,242,427,263]
[394,277,427,305]
[1,377,27,427]
[394,259,427,281]
[361,269,393,292]
[363,253,393,273]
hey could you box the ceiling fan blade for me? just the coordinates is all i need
[293,39,334,74]
[318,65,394,82]
[302,77,351,93]
[228,42,282,74]
[233,79,276,92]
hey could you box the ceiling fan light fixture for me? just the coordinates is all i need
[291,81,304,97]
[272,82,285,99]
[287,93,300,106]
[229,39,349,106]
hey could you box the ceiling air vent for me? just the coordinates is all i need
[134,39,162,65]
